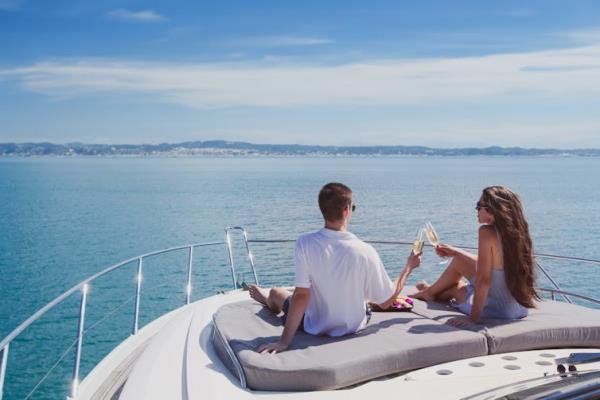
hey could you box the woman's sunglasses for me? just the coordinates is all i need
[475,201,489,211]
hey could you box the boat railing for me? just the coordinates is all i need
[1,229,600,400]
[0,240,226,400]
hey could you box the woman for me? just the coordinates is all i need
[412,186,539,326]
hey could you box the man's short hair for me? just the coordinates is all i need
[318,182,352,222]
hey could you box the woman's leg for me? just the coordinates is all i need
[412,253,476,301]
[434,282,469,303]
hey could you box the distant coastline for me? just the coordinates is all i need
[1,140,599,157]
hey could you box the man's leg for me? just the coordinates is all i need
[266,288,289,313]
[248,285,289,314]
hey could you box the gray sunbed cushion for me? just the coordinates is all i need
[483,300,600,354]
[403,287,600,354]
[400,287,486,333]
[408,296,471,322]
[213,300,488,391]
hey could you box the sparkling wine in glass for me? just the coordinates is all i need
[424,221,448,265]
[412,227,424,255]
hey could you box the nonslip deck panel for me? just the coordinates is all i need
[212,300,488,391]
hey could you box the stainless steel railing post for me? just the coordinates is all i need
[536,260,572,303]
[241,230,259,285]
[225,231,238,289]
[226,227,259,286]
[186,246,194,305]
[132,258,143,335]
[68,283,88,400]
[0,343,9,400]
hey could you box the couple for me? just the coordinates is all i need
[248,182,539,354]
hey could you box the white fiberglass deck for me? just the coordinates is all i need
[78,289,600,400]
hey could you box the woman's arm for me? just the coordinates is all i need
[436,244,477,262]
[470,226,495,322]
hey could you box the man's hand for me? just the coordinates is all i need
[377,251,421,310]
[256,287,309,355]
[258,341,288,354]
[405,251,421,270]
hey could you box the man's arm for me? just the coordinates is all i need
[257,287,310,354]
[377,252,420,310]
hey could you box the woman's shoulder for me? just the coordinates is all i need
[478,225,497,242]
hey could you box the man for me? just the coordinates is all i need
[248,182,421,354]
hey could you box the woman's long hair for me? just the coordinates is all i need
[481,186,540,308]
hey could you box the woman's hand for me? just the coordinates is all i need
[446,316,474,328]
[258,341,288,354]
[435,243,458,258]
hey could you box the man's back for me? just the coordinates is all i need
[294,228,394,336]
[251,182,420,355]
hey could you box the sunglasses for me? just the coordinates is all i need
[348,203,357,212]
[475,201,489,211]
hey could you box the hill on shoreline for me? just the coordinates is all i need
[1,140,599,157]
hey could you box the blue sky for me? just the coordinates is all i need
[1,0,600,147]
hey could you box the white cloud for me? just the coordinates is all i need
[2,44,600,110]
[561,29,600,45]
[425,120,600,148]
[227,35,334,47]
[106,9,167,22]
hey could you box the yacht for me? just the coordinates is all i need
[1,227,599,400]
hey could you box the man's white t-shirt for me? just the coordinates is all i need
[294,228,395,337]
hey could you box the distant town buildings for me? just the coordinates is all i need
[1,141,598,157]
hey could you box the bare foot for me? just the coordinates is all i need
[416,280,430,291]
[411,290,435,301]
[248,284,269,306]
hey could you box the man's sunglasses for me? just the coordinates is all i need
[348,203,357,212]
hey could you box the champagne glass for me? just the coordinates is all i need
[424,221,449,265]
[412,227,424,255]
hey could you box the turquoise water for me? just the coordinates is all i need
[1,156,599,399]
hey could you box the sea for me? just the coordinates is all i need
[1,156,599,399]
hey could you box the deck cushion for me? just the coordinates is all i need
[482,300,600,354]
[212,300,488,391]
[403,286,600,354]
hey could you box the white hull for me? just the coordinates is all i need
[78,289,600,400]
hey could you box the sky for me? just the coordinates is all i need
[1,0,600,148]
